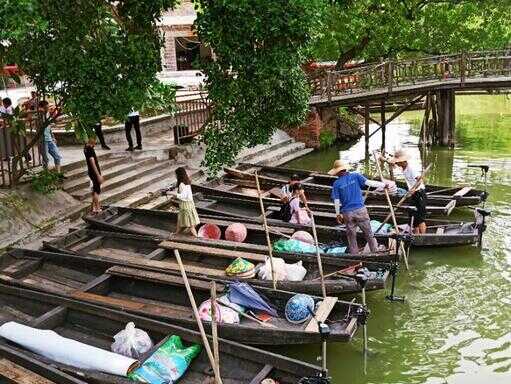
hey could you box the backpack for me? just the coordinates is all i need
[279,197,296,222]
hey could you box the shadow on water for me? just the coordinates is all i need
[275,95,511,384]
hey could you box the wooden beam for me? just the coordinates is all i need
[364,103,370,159]
[380,100,386,151]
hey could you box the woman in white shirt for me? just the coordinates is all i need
[173,167,200,236]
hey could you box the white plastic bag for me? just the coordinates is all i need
[111,322,153,359]
[285,261,307,281]
[258,257,287,281]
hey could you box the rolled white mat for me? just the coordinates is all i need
[0,322,138,376]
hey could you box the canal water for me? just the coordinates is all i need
[280,95,511,383]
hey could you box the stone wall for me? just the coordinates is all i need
[284,106,363,148]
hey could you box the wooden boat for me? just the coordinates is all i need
[0,282,327,383]
[185,189,487,248]
[236,163,488,207]
[48,219,390,296]
[5,245,367,345]
[223,167,458,216]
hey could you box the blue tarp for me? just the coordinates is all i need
[228,282,278,317]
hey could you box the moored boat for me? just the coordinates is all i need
[0,282,327,383]
[4,244,367,345]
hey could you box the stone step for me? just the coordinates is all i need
[63,157,156,193]
[117,167,203,209]
[61,151,113,173]
[71,160,170,201]
[237,138,294,163]
[251,142,307,166]
[99,163,180,207]
[269,148,314,167]
[64,156,129,182]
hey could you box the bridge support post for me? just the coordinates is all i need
[436,90,455,147]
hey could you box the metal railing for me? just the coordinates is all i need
[311,50,511,101]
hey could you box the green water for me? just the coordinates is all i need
[280,95,511,383]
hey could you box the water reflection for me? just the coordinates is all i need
[282,95,511,384]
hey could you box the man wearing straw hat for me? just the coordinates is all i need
[387,149,428,234]
[328,159,386,254]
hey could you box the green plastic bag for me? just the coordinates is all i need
[129,335,202,384]
[273,238,319,254]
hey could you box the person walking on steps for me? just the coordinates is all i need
[172,167,200,237]
[328,159,387,254]
[93,122,110,150]
[387,149,427,234]
[125,109,141,151]
[84,136,104,214]
[38,100,63,176]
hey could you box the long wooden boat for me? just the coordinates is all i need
[0,282,326,383]
[49,219,390,296]
[184,189,487,248]
[236,163,488,207]
[197,175,457,217]
[5,244,366,345]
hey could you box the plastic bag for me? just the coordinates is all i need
[273,238,319,254]
[198,297,241,324]
[129,335,202,384]
[285,261,307,282]
[258,257,287,281]
[112,322,153,359]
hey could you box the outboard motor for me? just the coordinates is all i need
[474,207,491,247]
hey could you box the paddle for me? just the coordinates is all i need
[310,214,327,298]
[174,250,223,384]
[210,281,220,376]
[373,151,409,270]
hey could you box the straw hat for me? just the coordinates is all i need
[328,159,349,175]
[389,149,410,164]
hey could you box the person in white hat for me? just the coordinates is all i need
[386,149,427,234]
[328,159,387,254]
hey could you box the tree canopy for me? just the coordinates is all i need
[314,0,511,68]
[194,0,324,174]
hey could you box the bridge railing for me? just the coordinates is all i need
[312,50,511,101]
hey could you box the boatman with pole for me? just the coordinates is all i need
[328,159,387,254]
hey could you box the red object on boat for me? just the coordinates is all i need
[198,223,222,240]
[225,223,247,243]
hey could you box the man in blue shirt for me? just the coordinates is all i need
[329,159,385,254]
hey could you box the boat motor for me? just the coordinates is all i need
[468,164,490,205]
[475,207,491,247]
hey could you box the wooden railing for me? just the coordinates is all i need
[311,50,511,101]
[172,92,210,145]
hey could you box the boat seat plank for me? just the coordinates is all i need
[453,186,472,197]
[1,305,35,324]
[249,364,274,384]
[109,212,132,225]
[71,236,104,253]
[3,259,41,278]
[304,297,338,332]
[125,223,169,237]
[0,359,55,384]
[107,266,226,292]
[20,275,78,295]
[90,247,147,260]
[160,241,267,263]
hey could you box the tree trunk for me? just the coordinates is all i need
[335,35,370,70]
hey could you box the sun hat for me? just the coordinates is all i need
[225,223,248,243]
[285,294,315,324]
[327,159,349,175]
[198,223,222,240]
[389,149,410,164]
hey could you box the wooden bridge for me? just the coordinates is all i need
[308,50,511,152]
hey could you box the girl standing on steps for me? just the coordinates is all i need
[173,167,200,237]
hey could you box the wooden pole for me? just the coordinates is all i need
[210,281,220,375]
[380,100,386,152]
[372,151,409,270]
[174,250,223,384]
[364,103,370,162]
[254,171,277,290]
[310,214,327,298]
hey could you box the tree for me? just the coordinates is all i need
[0,0,178,182]
[194,0,324,175]
[313,0,511,68]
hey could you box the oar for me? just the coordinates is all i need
[210,281,220,375]
[374,163,432,234]
[310,213,327,298]
[254,171,277,290]
[174,250,223,384]
[373,151,409,270]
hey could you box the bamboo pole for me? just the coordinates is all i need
[310,214,327,298]
[254,171,277,290]
[372,151,409,270]
[174,250,223,384]
[210,281,220,375]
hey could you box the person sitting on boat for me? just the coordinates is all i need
[328,159,386,254]
[288,183,312,225]
[388,149,427,234]
[280,174,308,206]
[172,167,200,237]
